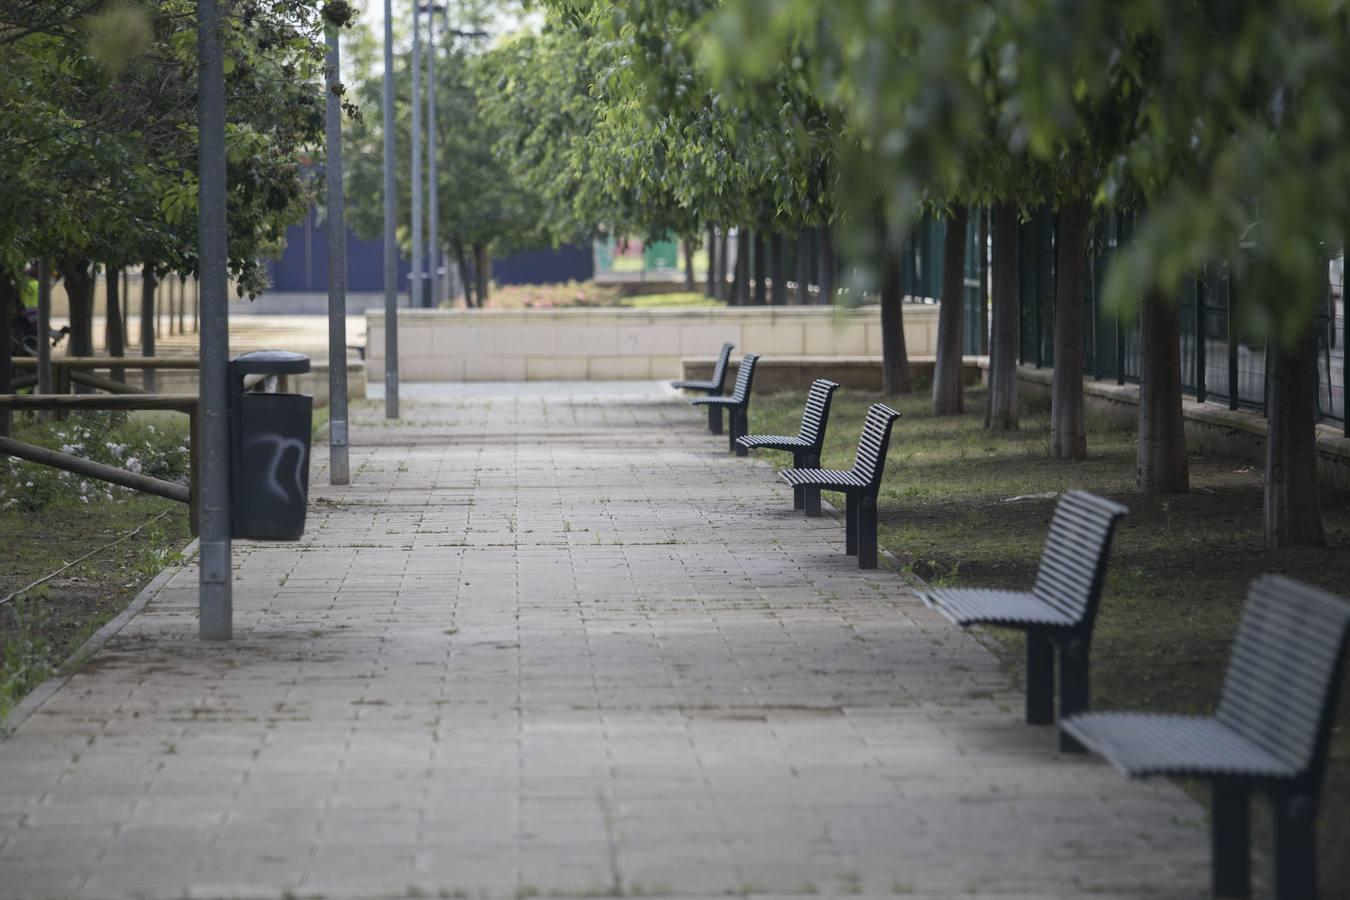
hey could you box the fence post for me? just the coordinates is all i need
[1195,272,1207,403]
[1228,272,1240,411]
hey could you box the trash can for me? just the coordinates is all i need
[229,350,313,540]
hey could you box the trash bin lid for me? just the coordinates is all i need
[229,349,311,376]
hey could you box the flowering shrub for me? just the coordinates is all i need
[0,412,191,513]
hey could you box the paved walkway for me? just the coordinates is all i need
[0,383,1211,899]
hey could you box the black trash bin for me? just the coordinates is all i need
[229,350,313,540]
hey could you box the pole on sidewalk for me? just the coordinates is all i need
[197,0,232,640]
[382,0,400,418]
[425,3,441,308]
[410,0,424,309]
[325,20,351,486]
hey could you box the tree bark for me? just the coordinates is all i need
[1136,287,1189,491]
[473,243,490,306]
[795,228,811,305]
[1265,318,1326,547]
[769,231,786,306]
[734,229,750,306]
[1051,199,1088,458]
[986,201,1020,431]
[932,205,969,415]
[60,260,96,357]
[819,224,837,305]
[704,226,717,298]
[717,230,731,301]
[878,215,913,395]
[454,243,474,307]
[0,270,12,437]
[140,266,158,392]
[752,231,767,306]
[105,266,125,382]
[683,238,696,291]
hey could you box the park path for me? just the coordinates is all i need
[0,383,1212,899]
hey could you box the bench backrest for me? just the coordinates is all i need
[797,379,839,449]
[1029,490,1129,626]
[848,404,901,488]
[709,342,735,393]
[727,354,759,405]
[1216,575,1350,781]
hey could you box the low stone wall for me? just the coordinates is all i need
[147,361,366,409]
[1005,363,1350,488]
[682,356,985,393]
[365,304,941,382]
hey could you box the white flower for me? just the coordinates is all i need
[61,444,75,455]
[106,442,126,459]
[126,457,142,475]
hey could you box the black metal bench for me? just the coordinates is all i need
[736,378,839,516]
[689,353,758,454]
[780,403,900,569]
[1062,575,1349,900]
[672,341,735,434]
[923,490,1128,751]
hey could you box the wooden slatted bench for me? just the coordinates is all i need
[689,353,759,454]
[1063,575,1350,900]
[672,342,734,434]
[736,378,838,516]
[780,403,900,569]
[923,490,1128,751]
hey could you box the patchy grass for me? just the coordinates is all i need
[0,411,193,720]
[748,386,1350,895]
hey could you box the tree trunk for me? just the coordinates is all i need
[1137,287,1189,491]
[769,231,786,306]
[473,243,490,306]
[1051,199,1088,458]
[105,266,125,382]
[716,230,730,301]
[734,229,750,306]
[704,226,717,298]
[1265,319,1326,547]
[932,205,969,415]
[455,243,474,307]
[752,231,767,305]
[60,260,96,357]
[140,267,158,392]
[0,271,12,437]
[878,215,913,395]
[795,228,811,305]
[683,239,696,291]
[819,224,837,305]
[986,201,1020,431]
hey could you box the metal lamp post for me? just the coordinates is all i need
[325,19,351,485]
[410,0,425,309]
[382,0,400,418]
[423,3,444,308]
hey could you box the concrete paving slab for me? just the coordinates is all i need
[0,382,1216,899]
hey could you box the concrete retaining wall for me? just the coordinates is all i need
[365,304,941,382]
[1006,363,1350,488]
[681,356,985,393]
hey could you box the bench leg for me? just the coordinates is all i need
[733,410,749,457]
[844,494,858,556]
[1058,637,1090,752]
[1211,781,1251,899]
[708,405,722,435]
[803,487,821,517]
[1025,632,1054,726]
[857,495,877,569]
[792,456,805,510]
[1272,789,1316,900]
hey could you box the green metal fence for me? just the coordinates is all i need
[1016,206,1346,432]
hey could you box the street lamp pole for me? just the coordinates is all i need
[410,0,424,309]
[325,19,350,486]
[425,3,442,307]
[197,0,232,639]
[381,0,399,418]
